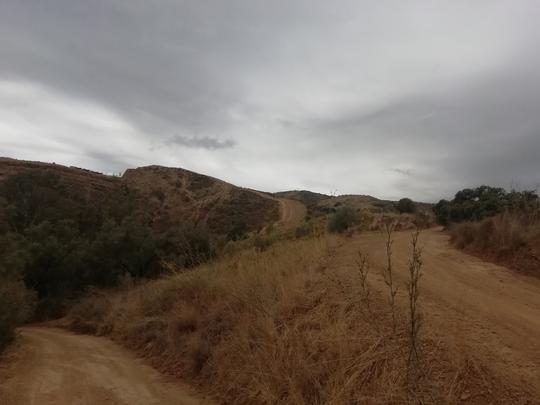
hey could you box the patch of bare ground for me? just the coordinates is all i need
[0,327,212,405]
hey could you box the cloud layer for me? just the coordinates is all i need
[1,1,539,200]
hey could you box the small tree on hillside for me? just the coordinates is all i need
[396,198,416,214]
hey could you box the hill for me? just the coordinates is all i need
[275,189,434,231]
[0,157,280,236]
[273,190,331,207]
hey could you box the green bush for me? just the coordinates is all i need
[0,170,216,320]
[327,206,356,233]
[396,198,416,214]
[434,186,539,225]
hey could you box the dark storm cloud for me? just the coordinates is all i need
[0,0,339,136]
[309,64,540,200]
[1,0,540,200]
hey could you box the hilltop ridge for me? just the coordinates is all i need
[0,157,279,236]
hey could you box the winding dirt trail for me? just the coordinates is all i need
[0,327,212,405]
[249,190,306,229]
[338,228,540,397]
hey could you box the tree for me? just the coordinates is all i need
[396,198,416,214]
[433,186,539,225]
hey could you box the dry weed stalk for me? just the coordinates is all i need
[382,220,398,334]
[407,227,423,368]
[355,251,380,334]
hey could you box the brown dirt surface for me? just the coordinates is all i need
[277,198,306,228]
[249,190,307,229]
[0,327,213,405]
[337,228,540,400]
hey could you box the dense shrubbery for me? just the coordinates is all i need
[396,198,416,214]
[0,171,214,324]
[440,186,540,275]
[433,186,538,225]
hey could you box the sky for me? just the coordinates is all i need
[1,1,540,201]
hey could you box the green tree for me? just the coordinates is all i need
[396,198,416,214]
[328,206,356,233]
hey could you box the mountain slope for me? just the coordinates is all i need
[122,165,279,234]
[0,157,280,236]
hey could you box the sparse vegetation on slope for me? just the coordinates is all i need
[450,209,540,276]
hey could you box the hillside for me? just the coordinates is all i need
[0,157,280,236]
[0,157,119,198]
[275,189,434,231]
[273,190,331,207]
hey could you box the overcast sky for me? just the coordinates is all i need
[1,1,539,201]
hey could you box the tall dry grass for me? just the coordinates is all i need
[450,210,540,276]
[66,234,519,404]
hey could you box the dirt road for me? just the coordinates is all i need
[0,327,212,405]
[343,228,540,396]
[277,198,306,228]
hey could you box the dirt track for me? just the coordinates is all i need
[344,228,540,396]
[0,327,211,405]
[277,198,306,227]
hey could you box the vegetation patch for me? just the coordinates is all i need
[64,233,522,404]
[437,185,540,276]
[0,170,214,322]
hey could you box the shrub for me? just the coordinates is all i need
[0,278,36,350]
[434,186,539,225]
[396,198,416,214]
[450,222,477,249]
[253,234,273,252]
[449,210,539,275]
[327,206,356,233]
[0,170,217,318]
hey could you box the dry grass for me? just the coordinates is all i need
[450,210,540,276]
[66,234,521,404]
